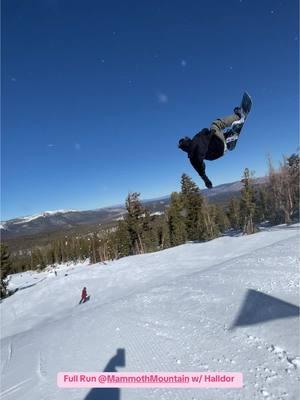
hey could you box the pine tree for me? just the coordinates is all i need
[53,240,62,264]
[201,200,219,240]
[240,168,257,234]
[227,197,241,230]
[286,153,299,221]
[141,210,159,252]
[125,192,145,254]
[214,204,230,233]
[156,216,171,249]
[180,174,205,241]
[278,155,299,224]
[266,158,282,224]
[167,192,187,246]
[47,247,56,266]
[266,155,299,224]
[31,248,46,270]
[89,233,99,264]
[99,231,114,261]
[254,187,268,224]
[115,220,131,258]
[1,244,12,298]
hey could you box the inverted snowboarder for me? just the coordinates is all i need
[178,92,252,188]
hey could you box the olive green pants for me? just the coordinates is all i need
[210,114,241,146]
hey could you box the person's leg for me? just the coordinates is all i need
[210,114,241,143]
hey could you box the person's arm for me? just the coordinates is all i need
[190,155,213,189]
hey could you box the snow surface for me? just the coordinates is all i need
[1,225,299,400]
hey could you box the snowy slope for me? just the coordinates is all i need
[1,225,299,400]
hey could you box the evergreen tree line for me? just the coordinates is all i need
[1,154,298,297]
[223,155,299,233]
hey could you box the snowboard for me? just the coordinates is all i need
[225,92,252,151]
[78,295,90,305]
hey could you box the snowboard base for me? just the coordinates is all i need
[225,92,252,151]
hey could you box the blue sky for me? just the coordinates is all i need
[2,0,299,220]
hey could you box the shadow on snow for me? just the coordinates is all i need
[231,289,299,329]
[84,348,125,400]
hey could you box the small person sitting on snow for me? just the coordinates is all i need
[79,287,88,304]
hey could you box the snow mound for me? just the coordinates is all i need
[1,224,299,400]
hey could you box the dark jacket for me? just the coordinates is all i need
[178,128,225,187]
[81,288,87,300]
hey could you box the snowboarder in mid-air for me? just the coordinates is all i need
[178,92,252,188]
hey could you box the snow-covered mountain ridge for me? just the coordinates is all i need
[1,177,267,240]
[10,210,77,225]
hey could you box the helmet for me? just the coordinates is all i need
[178,136,191,151]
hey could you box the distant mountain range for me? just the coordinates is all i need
[1,208,126,240]
[1,177,267,241]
